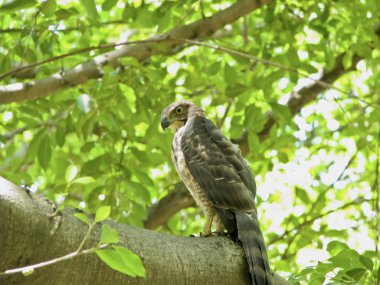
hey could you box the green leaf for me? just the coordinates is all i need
[55,127,66,147]
[79,0,98,21]
[327,240,350,256]
[96,246,145,277]
[114,246,145,277]
[309,272,325,285]
[73,176,96,184]
[295,187,309,203]
[342,51,353,69]
[209,61,221,75]
[345,268,367,281]
[247,132,260,156]
[102,0,117,11]
[55,8,75,20]
[0,0,37,13]
[95,206,111,222]
[100,224,119,244]
[270,103,292,122]
[354,44,372,58]
[245,107,265,133]
[330,249,361,269]
[119,84,136,104]
[74,212,91,225]
[65,165,78,183]
[224,63,238,87]
[0,54,11,73]
[38,135,52,170]
[359,255,373,271]
[40,0,56,17]
[96,249,126,274]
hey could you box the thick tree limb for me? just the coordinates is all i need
[0,0,272,105]
[144,183,195,230]
[0,176,288,285]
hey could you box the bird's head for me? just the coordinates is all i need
[161,101,204,131]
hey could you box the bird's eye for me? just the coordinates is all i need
[175,107,183,114]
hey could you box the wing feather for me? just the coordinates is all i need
[181,116,256,211]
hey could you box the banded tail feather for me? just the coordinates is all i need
[235,211,274,285]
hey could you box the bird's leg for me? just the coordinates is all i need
[200,208,214,237]
[213,215,227,236]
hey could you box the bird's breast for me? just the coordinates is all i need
[172,129,213,211]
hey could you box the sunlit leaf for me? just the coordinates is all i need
[102,0,117,11]
[295,187,310,203]
[79,0,98,21]
[345,268,366,281]
[73,177,96,185]
[95,206,111,222]
[65,165,78,183]
[38,135,52,170]
[327,241,350,256]
[100,224,119,244]
[359,255,373,271]
[74,212,91,225]
[96,246,145,277]
[40,0,56,17]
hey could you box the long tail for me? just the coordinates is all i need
[235,210,274,285]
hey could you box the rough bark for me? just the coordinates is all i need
[0,0,272,105]
[0,176,289,285]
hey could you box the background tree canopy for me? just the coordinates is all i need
[0,0,379,284]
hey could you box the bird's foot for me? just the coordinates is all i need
[200,231,211,237]
[189,231,211,237]
[214,229,228,237]
[199,230,226,237]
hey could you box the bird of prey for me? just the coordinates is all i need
[161,101,274,285]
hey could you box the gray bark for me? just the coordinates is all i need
[0,176,288,285]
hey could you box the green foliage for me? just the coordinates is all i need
[100,224,119,244]
[74,212,91,226]
[0,0,379,283]
[95,205,111,222]
[291,242,378,284]
[96,246,145,277]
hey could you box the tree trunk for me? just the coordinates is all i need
[0,177,288,285]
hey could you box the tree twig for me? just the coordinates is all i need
[0,244,107,276]
[0,0,271,104]
[0,38,165,81]
[178,39,380,110]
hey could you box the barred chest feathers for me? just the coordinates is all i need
[171,127,214,212]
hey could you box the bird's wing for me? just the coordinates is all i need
[180,116,256,211]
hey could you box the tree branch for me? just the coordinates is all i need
[0,0,272,104]
[0,176,288,285]
[144,183,195,230]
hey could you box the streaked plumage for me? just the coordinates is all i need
[161,101,274,285]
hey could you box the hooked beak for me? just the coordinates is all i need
[161,116,170,131]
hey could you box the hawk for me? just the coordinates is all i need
[161,101,274,285]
